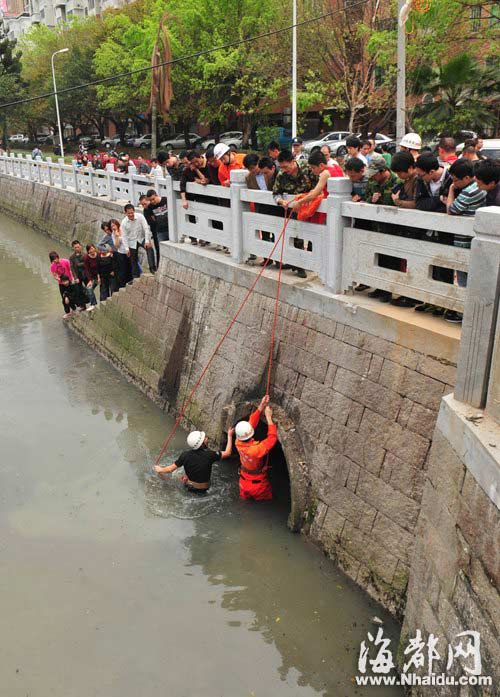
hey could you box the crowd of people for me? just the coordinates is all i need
[48,188,168,317]
[49,133,499,323]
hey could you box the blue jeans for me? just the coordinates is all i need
[86,279,98,305]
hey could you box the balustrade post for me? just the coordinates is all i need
[230,169,248,263]
[165,174,179,243]
[27,155,34,182]
[106,163,115,201]
[455,207,500,408]
[128,163,136,204]
[323,177,353,292]
[45,156,53,185]
[58,158,65,188]
[88,165,96,197]
[72,161,79,192]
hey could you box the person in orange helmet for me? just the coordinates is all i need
[234,395,277,501]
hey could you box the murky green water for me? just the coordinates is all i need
[0,216,402,697]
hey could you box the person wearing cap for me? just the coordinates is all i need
[234,396,277,501]
[399,133,422,161]
[214,143,245,186]
[154,428,235,492]
[361,154,399,303]
[364,153,398,206]
[291,136,307,163]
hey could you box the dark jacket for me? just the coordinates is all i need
[415,170,452,212]
[246,171,275,191]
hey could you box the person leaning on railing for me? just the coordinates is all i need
[441,159,488,324]
[272,149,314,279]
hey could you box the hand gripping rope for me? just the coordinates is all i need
[154,209,293,466]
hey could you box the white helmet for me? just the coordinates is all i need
[235,420,254,441]
[187,430,206,450]
[213,143,230,160]
[400,133,422,150]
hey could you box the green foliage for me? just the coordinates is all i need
[255,125,280,149]
[0,19,24,143]
[4,0,499,141]
[411,53,499,135]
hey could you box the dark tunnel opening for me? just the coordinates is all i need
[224,414,291,519]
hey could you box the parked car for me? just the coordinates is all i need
[101,136,122,147]
[78,136,97,149]
[457,138,500,160]
[302,131,352,155]
[131,134,153,149]
[36,134,54,144]
[218,131,244,149]
[303,131,395,157]
[9,134,29,144]
[159,132,202,150]
[199,134,218,150]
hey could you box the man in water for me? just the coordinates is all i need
[153,428,234,493]
[234,396,277,501]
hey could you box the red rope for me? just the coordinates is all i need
[154,209,293,466]
[266,216,287,397]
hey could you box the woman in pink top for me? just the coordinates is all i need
[49,251,74,316]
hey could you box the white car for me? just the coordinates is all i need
[101,136,122,147]
[132,134,153,149]
[303,131,395,156]
[302,131,352,154]
[159,133,201,150]
[9,134,29,144]
[218,131,244,149]
[457,138,500,160]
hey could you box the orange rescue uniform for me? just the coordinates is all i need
[235,409,277,501]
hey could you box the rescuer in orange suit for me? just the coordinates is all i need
[234,395,277,501]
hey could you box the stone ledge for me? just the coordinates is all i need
[437,394,500,510]
[159,240,460,364]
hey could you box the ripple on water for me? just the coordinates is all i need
[142,458,237,521]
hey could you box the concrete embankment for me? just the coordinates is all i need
[70,238,460,618]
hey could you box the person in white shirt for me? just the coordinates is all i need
[345,136,368,166]
[120,204,156,278]
[149,158,164,178]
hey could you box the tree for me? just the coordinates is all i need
[19,18,106,140]
[298,0,397,133]
[0,19,24,147]
[93,1,151,140]
[410,53,499,136]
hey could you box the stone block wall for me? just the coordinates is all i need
[0,173,121,247]
[71,244,458,616]
[402,404,499,695]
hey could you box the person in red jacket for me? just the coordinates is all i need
[234,395,277,501]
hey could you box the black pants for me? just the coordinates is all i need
[152,230,161,266]
[116,253,132,288]
[129,241,156,278]
[99,271,115,301]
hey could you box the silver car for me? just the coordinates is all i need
[159,133,201,150]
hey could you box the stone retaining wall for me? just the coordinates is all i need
[70,242,458,617]
[402,396,499,695]
[0,172,121,247]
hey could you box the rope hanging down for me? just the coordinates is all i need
[154,210,292,466]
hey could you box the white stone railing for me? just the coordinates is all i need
[0,152,492,313]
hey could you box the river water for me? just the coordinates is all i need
[0,216,402,697]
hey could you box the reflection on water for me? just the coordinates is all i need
[0,215,402,697]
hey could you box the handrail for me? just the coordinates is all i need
[341,200,475,237]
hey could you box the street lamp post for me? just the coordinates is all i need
[291,0,297,138]
[51,48,69,159]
